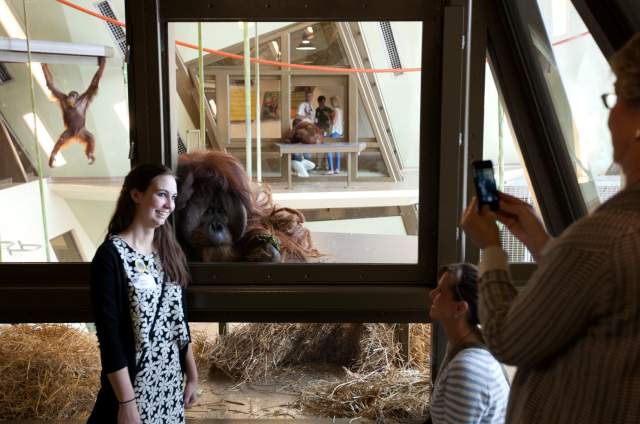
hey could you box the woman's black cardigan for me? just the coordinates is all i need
[87,241,190,423]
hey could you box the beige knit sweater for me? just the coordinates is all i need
[478,183,640,423]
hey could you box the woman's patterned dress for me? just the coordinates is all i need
[111,236,189,423]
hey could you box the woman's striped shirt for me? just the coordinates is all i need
[430,347,509,424]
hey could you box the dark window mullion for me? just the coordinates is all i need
[486,0,587,236]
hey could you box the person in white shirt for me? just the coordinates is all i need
[296,91,315,123]
[291,91,316,176]
[327,96,344,174]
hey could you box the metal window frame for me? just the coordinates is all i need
[570,0,640,58]
[484,0,588,237]
[158,0,442,322]
[0,0,467,324]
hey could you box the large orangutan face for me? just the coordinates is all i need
[176,150,316,263]
[176,187,247,261]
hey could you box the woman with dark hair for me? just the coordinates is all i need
[88,164,197,424]
[428,263,509,424]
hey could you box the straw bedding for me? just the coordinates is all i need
[204,323,432,422]
[0,322,431,422]
[0,324,100,420]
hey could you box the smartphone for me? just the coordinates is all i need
[472,160,500,211]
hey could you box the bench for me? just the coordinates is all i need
[276,142,367,189]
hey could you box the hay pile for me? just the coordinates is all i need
[298,368,430,422]
[207,323,363,382]
[0,324,100,420]
[191,329,216,377]
[207,323,432,422]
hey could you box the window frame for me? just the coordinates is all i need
[0,0,456,323]
[484,0,588,237]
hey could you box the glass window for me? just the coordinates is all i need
[0,0,131,262]
[518,0,618,210]
[484,62,542,263]
[170,21,422,264]
[291,23,348,67]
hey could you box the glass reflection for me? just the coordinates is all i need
[169,21,423,264]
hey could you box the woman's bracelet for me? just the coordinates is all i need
[119,397,136,405]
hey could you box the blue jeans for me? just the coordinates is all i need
[292,153,311,161]
[327,132,342,171]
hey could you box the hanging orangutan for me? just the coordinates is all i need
[175,150,320,262]
[41,57,106,167]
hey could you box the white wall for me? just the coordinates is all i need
[305,216,407,236]
[359,22,422,169]
[173,22,294,63]
[483,64,521,171]
[0,179,95,262]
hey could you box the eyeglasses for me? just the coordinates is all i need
[601,93,618,109]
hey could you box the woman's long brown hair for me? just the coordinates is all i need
[106,163,190,286]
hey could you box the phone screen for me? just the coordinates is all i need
[472,160,499,211]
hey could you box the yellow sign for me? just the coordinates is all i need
[229,85,257,122]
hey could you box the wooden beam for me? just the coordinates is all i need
[0,37,115,65]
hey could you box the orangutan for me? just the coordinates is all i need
[175,150,319,263]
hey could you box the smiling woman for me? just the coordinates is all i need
[88,163,197,423]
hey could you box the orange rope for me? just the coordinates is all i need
[175,40,420,74]
[552,31,590,46]
[56,0,125,27]
[55,0,421,73]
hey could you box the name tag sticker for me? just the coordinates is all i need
[133,273,157,289]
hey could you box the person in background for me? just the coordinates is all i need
[428,263,509,424]
[460,33,640,424]
[88,164,197,424]
[327,96,344,174]
[315,95,333,135]
[296,90,315,123]
[287,118,320,178]
[315,95,333,172]
[292,91,316,176]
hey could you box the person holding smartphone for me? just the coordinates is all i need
[460,33,640,424]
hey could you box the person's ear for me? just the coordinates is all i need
[635,128,640,141]
[130,189,143,204]
[455,300,470,319]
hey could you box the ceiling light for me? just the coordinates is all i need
[296,44,317,51]
[270,40,280,56]
[295,33,316,51]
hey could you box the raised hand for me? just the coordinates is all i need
[460,197,501,249]
[495,192,550,261]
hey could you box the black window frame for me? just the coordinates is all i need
[0,0,452,324]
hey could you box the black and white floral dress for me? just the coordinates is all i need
[111,236,190,424]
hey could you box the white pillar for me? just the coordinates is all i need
[243,22,252,178]
[255,23,262,182]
